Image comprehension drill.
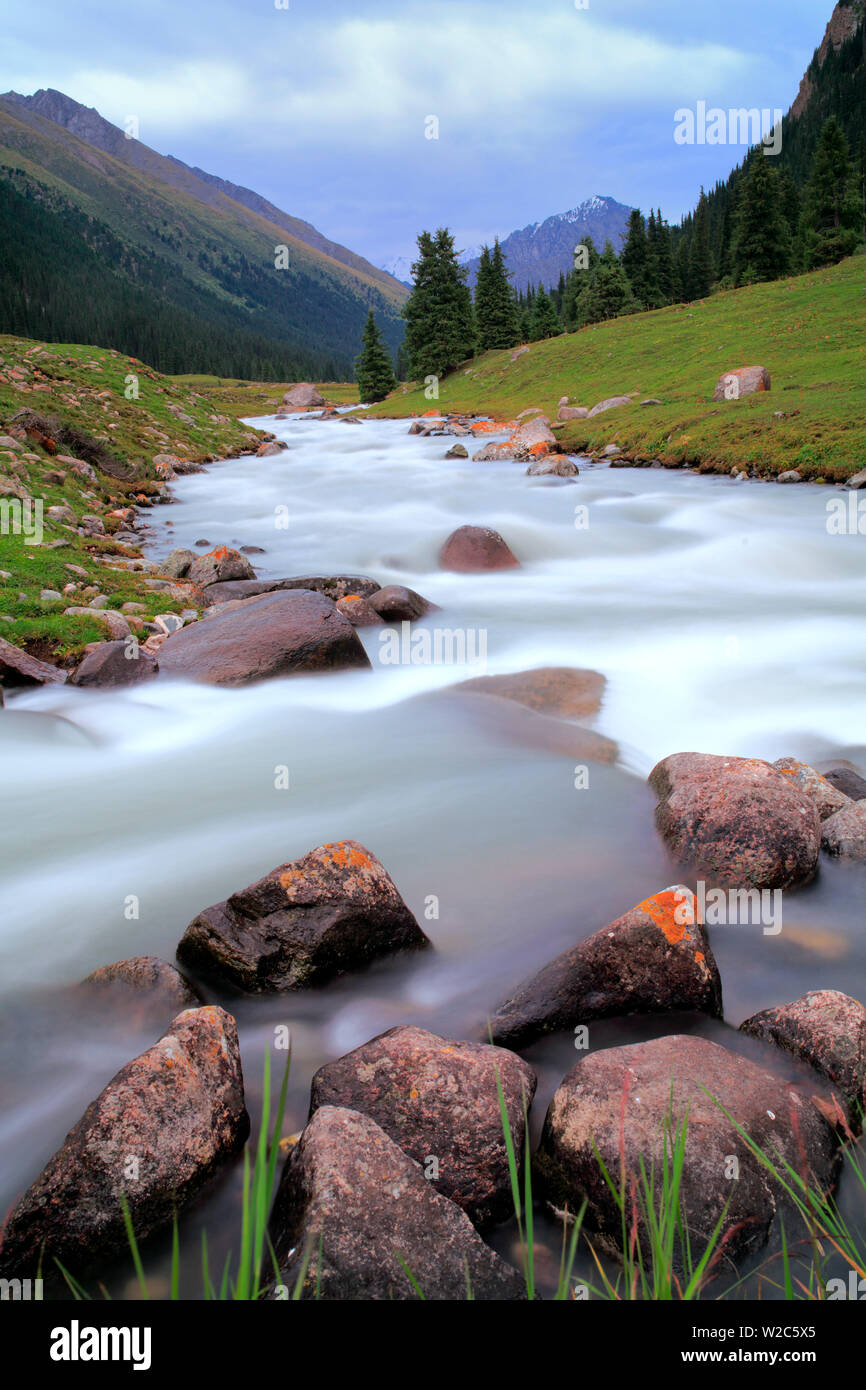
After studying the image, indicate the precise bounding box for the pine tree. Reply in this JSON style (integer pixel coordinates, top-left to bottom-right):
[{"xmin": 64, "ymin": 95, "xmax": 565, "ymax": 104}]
[
  {"xmin": 473, "ymin": 245, "xmax": 494, "ymax": 349},
  {"xmin": 476, "ymin": 239, "xmax": 520, "ymax": 350},
  {"xmin": 529, "ymin": 284, "xmax": 561, "ymax": 340},
  {"xmin": 621, "ymin": 210, "xmax": 650, "ymax": 307},
  {"xmin": 404, "ymin": 228, "xmax": 476, "ymax": 380},
  {"xmin": 579, "ymin": 240, "xmax": 639, "ymax": 324},
  {"xmin": 730, "ymin": 152, "xmax": 792, "ymax": 284},
  {"xmin": 355, "ymin": 310, "xmax": 397, "ymax": 402},
  {"xmin": 648, "ymin": 210, "xmax": 676, "ymax": 304},
  {"xmin": 688, "ymin": 190, "xmax": 715, "ymax": 299},
  {"xmin": 802, "ymin": 118, "xmax": 862, "ymax": 267}
]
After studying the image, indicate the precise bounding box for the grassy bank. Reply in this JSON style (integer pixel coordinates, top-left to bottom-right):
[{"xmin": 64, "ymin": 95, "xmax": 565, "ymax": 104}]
[
  {"xmin": 368, "ymin": 254, "xmax": 866, "ymax": 482},
  {"xmin": 0, "ymin": 336, "xmax": 270, "ymax": 663},
  {"xmin": 171, "ymin": 375, "xmax": 360, "ymax": 418}
]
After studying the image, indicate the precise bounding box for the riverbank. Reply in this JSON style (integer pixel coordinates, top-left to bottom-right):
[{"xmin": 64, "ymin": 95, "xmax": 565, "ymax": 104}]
[{"xmin": 367, "ymin": 253, "xmax": 866, "ymax": 483}]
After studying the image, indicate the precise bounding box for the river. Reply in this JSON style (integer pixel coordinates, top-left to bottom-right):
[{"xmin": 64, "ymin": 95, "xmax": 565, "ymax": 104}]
[{"xmin": 2, "ymin": 413, "xmax": 865, "ymax": 1296}]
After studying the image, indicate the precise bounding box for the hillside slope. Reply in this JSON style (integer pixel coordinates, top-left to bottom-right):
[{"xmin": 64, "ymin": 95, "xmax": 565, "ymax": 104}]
[
  {"xmin": 0, "ymin": 93, "xmax": 408, "ymax": 378},
  {"xmin": 369, "ymin": 254, "xmax": 866, "ymax": 481}
]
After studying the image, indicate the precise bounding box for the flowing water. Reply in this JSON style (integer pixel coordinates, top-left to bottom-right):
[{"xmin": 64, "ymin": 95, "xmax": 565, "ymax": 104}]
[{"xmin": 2, "ymin": 413, "xmax": 866, "ymax": 1296}]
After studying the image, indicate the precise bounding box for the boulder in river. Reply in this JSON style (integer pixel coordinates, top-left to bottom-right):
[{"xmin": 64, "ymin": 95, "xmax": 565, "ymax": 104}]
[
  {"xmin": 308, "ymin": 1025, "xmax": 536, "ymax": 1226},
  {"xmin": 535, "ymin": 1034, "xmax": 839, "ymax": 1269},
  {"xmin": 158, "ymin": 548, "xmax": 197, "ymax": 579},
  {"xmin": 473, "ymin": 442, "xmax": 515, "ymax": 462},
  {"xmin": 772, "ymin": 757, "xmax": 851, "ymax": 822},
  {"xmin": 269, "ymin": 1106, "xmax": 526, "ymax": 1300},
  {"xmin": 649, "ymin": 753, "xmax": 821, "ymax": 889},
  {"xmin": 335, "ymin": 594, "xmax": 384, "ymax": 626},
  {"xmin": 821, "ymin": 801, "xmax": 866, "ymax": 861},
  {"xmin": 177, "ymin": 840, "xmax": 430, "ymax": 992},
  {"xmin": 187, "ymin": 546, "xmax": 256, "ymax": 587},
  {"xmin": 439, "ymin": 525, "xmax": 520, "ymax": 573},
  {"xmin": 488, "ymin": 886, "xmax": 722, "ymax": 1049},
  {"xmin": 445, "ymin": 444, "xmax": 469, "ymax": 459},
  {"xmin": 741, "ymin": 990, "xmax": 866, "ymax": 1132},
  {"xmin": 0, "ymin": 1007, "xmax": 248, "ymax": 1279},
  {"xmin": 282, "ymin": 383, "xmax": 325, "ymax": 409},
  {"xmin": 821, "ymin": 763, "xmax": 866, "ymax": 801},
  {"xmin": 69, "ymin": 639, "xmax": 159, "ymax": 689},
  {"xmin": 198, "ymin": 575, "xmax": 381, "ymax": 607},
  {"xmin": 157, "ymin": 589, "xmax": 371, "ymax": 686},
  {"xmin": 0, "ymin": 636, "xmax": 66, "ymax": 687},
  {"xmin": 367, "ymin": 585, "xmax": 436, "ymax": 622},
  {"xmin": 526, "ymin": 456, "xmax": 579, "ymax": 478},
  {"xmin": 712, "ymin": 365, "xmax": 771, "ymax": 402}
]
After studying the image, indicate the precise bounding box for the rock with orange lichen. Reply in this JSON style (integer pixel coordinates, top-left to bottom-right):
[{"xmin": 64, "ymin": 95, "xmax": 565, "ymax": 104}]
[
  {"xmin": 177, "ymin": 841, "xmax": 431, "ymax": 992},
  {"xmin": 0, "ymin": 1007, "xmax": 248, "ymax": 1281},
  {"xmin": 772, "ymin": 758, "xmax": 850, "ymax": 822},
  {"xmin": 308, "ymin": 1025, "xmax": 535, "ymax": 1227},
  {"xmin": 335, "ymin": 593, "xmax": 384, "ymax": 627},
  {"xmin": 534, "ymin": 1034, "xmax": 839, "ymax": 1271},
  {"xmin": 650, "ymin": 753, "xmax": 821, "ymax": 889},
  {"xmin": 186, "ymin": 545, "xmax": 256, "ymax": 587},
  {"xmin": 487, "ymin": 886, "xmax": 722, "ymax": 1049}
]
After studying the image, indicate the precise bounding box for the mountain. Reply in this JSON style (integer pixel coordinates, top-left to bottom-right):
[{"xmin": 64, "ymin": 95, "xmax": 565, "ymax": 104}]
[
  {"xmin": 0, "ymin": 89, "xmax": 409, "ymax": 379},
  {"xmin": 460, "ymin": 196, "xmax": 633, "ymax": 293},
  {"xmin": 381, "ymin": 255, "xmax": 414, "ymax": 287}
]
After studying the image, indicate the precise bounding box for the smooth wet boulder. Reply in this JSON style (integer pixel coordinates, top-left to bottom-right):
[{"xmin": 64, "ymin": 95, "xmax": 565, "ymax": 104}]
[
  {"xmin": 367, "ymin": 585, "xmax": 436, "ymax": 622},
  {"xmin": 713, "ymin": 365, "xmax": 771, "ymax": 402},
  {"xmin": 821, "ymin": 801, "xmax": 866, "ymax": 861},
  {"xmin": 0, "ymin": 636, "xmax": 66, "ymax": 687},
  {"xmin": 308, "ymin": 1026, "xmax": 535, "ymax": 1226},
  {"xmin": 0, "ymin": 1007, "xmax": 248, "ymax": 1278},
  {"xmin": 473, "ymin": 442, "xmax": 515, "ymax": 462},
  {"xmin": 198, "ymin": 575, "xmax": 381, "ymax": 607},
  {"xmin": 177, "ymin": 840, "xmax": 430, "ymax": 992},
  {"xmin": 82, "ymin": 955, "xmax": 202, "ymax": 1011},
  {"xmin": 157, "ymin": 589, "xmax": 371, "ymax": 686},
  {"xmin": 741, "ymin": 990, "xmax": 866, "ymax": 1132},
  {"xmin": 187, "ymin": 546, "xmax": 256, "ymax": 587},
  {"xmin": 526, "ymin": 457, "xmax": 579, "ymax": 478},
  {"xmin": 445, "ymin": 444, "xmax": 468, "ymax": 459},
  {"xmin": 488, "ymin": 887, "xmax": 722, "ymax": 1049},
  {"xmin": 453, "ymin": 667, "xmax": 604, "ymax": 721},
  {"xmin": 69, "ymin": 639, "xmax": 159, "ymax": 689},
  {"xmin": 269, "ymin": 1106, "xmax": 526, "ymax": 1300},
  {"xmin": 282, "ymin": 383, "xmax": 325, "ymax": 409},
  {"xmin": 772, "ymin": 758, "xmax": 851, "ymax": 822},
  {"xmin": 649, "ymin": 753, "xmax": 821, "ymax": 889},
  {"xmin": 535, "ymin": 1034, "xmax": 839, "ymax": 1268},
  {"xmin": 439, "ymin": 525, "xmax": 520, "ymax": 573}
]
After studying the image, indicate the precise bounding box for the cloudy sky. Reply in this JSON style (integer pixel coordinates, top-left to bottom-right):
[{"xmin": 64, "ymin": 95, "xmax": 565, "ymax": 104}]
[{"xmin": 3, "ymin": 0, "xmax": 831, "ymax": 269}]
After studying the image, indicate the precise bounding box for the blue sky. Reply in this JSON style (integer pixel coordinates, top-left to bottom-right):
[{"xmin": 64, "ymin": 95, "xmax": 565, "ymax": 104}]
[{"xmin": 2, "ymin": 0, "xmax": 833, "ymax": 268}]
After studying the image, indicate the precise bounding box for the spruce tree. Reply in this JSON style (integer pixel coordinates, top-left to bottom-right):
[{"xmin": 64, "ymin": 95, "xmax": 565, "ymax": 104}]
[
  {"xmin": 355, "ymin": 310, "xmax": 397, "ymax": 402},
  {"xmin": 476, "ymin": 239, "xmax": 520, "ymax": 350},
  {"xmin": 730, "ymin": 152, "xmax": 792, "ymax": 284},
  {"xmin": 802, "ymin": 118, "xmax": 862, "ymax": 267},
  {"xmin": 688, "ymin": 190, "xmax": 715, "ymax": 299},
  {"xmin": 648, "ymin": 211, "xmax": 676, "ymax": 304},
  {"xmin": 473, "ymin": 245, "xmax": 494, "ymax": 349},
  {"xmin": 580, "ymin": 241, "xmax": 639, "ymax": 324},
  {"xmin": 529, "ymin": 284, "xmax": 561, "ymax": 340},
  {"xmin": 404, "ymin": 228, "xmax": 476, "ymax": 380}
]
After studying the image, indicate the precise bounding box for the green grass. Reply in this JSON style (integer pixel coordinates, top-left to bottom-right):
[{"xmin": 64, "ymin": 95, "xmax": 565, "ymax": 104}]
[
  {"xmin": 170, "ymin": 376, "xmax": 361, "ymax": 420},
  {"xmin": 367, "ymin": 253, "xmax": 866, "ymax": 482}
]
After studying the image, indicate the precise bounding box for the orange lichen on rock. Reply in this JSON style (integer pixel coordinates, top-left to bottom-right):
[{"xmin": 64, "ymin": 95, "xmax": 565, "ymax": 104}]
[{"xmin": 636, "ymin": 888, "xmax": 694, "ymax": 944}]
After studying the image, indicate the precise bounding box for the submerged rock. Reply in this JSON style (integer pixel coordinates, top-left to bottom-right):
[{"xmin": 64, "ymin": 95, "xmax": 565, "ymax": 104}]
[
  {"xmin": 0, "ymin": 1007, "xmax": 248, "ymax": 1278},
  {"xmin": 157, "ymin": 589, "xmax": 371, "ymax": 686},
  {"xmin": 452, "ymin": 666, "xmax": 604, "ymax": 720},
  {"xmin": 81, "ymin": 956, "xmax": 202, "ymax": 1011},
  {"xmin": 741, "ymin": 990, "xmax": 866, "ymax": 1132},
  {"xmin": 269, "ymin": 1106, "xmax": 526, "ymax": 1300},
  {"xmin": 439, "ymin": 525, "xmax": 520, "ymax": 573},
  {"xmin": 535, "ymin": 1034, "xmax": 839, "ymax": 1269},
  {"xmin": 198, "ymin": 575, "xmax": 381, "ymax": 607},
  {"xmin": 649, "ymin": 753, "xmax": 821, "ymax": 889},
  {"xmin": 822, "ymin": 764, "xmax": 866, "ymax": 802},
  {"xmin": 488, "ymin": 886, "xmax": 722, "ymax": 1049},
  {"xmin": 367, "ymin": 585, "xmax": 436, "ymax": 622},
  {"xmin": 309, "ymin": 1025, "xmax": 536, "ymax": 1226},
  {"xmin": 177, "ymin": 840, "xmax": 430, "ymax": 992},
  {"xmin": 526, "ymin": 456, "xmax": 579, "ymax": 478}
]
